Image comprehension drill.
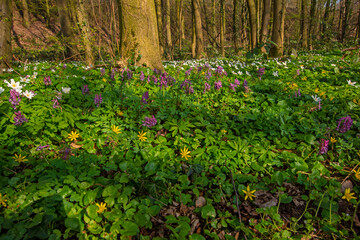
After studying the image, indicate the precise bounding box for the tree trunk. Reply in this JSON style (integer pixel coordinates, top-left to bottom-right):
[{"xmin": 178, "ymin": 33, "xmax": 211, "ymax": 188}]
[
  {"xmin": 321, "ymin": 0, "xmax": 330, "ymax": 38},
  {"xmin": 357, "ymin": 1, "xmax": 360, "ymax": 43},
  {"xmin": 308, "ymin": 0, "xmax": 316, "ymax": 49},
  {"xmin": 212, "ymin": 0, "xmax": 217, "ymax": 44},
  {"xmin": 0, "ymin": 0, "xmax": 12, "ymax": 73},
  {"xmin": 247, "ymin": 0, "xmax": 257, "ymax": 50},
  {"xmin": 300, "ymin": 0, "xmax": 308, "ymax": 48},
  {"xmin": 154, "ymin": 0, "xmax": 164, "ymax": 54},
  {"xmin": 20, "ymin": 0, "xmax": 30, "ymax": 28},
  {"xmin": 260, "ymin": 0, "xmax": 270, "ymax": 52},
  {"xmin": 76, "ymin": 0, "xmax": 94, "ymax": 66},
  {"xmin": 193, "ymin": 0, "xmax": 204, "ymax": 59},
  {"xmin": 176, "ymin": 0, "xmax": 183, "ymax": 50},
  {"xmin": 191, "ymin": 11, "xmax": 196, "ymax": 58},
  {"xmin": 220, "ymin": 0, "xmax": 225, "ymax": 56},
  {"xmin": 233, "ymin": 0, "xmax": 241, "ymax": 54},
  {"xmin": 56, "ymin": 0, "xmax": 78, "ymax": 58},
  {"xmin": 118, "ymin": 0, "xmax": 163, "ymax": 70},
  {"xmin": 269, "ymin": 0, "xmax": 286, "ymax": 57},
  {"xmin": 164, "ymin": 0, "xmax": 172, "ymax": 58},
  {"xmin": 341, "ymin": 0, "xmax": 352, "ymax": 42}
]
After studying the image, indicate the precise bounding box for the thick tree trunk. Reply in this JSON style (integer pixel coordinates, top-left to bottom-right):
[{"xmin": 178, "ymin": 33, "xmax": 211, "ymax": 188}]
[
  {"xmin": 0, "ymin": 0, "xmax": 12, "ymax": 73},
  {"xmin": 220, "ymin": 0, "xmax": 225, "ymax": 56},
  {"xmin": 118, "ymin": 0, "xmax": 163, "ymax": 70},
  {"xmin": 56, "ymin": 0, "xmax": 78, "ymax": 58},
  {"xmin": 300, "ymin": 0, "xmax": 308, "ymax": 48},
  {"xmin": 191, "ymin": 12, "xmax": 196, "ymax": 58},
  {"xmin": 176, "ymin": 0, "xmax": 184, "ymax": 50},
  {"xmin": 20, "ymin": 0, "xmax": 30, "ymax": 28},
  {"xmin": 76, "ymin": 0, "xmax": 94, "ymax": 66},
  {"xmin": 154, "ymin": 0, "xmax": 164, "ymax": 54},
  {"xmin": 233, "ymin": 0, "xmax": 241, "ymax": 54},
  {"xmin": 193, "ymin": 0, "xmax": 204, "ymax": 59},
  {"xmin": 164, "ymin": 0, "xmax": 172, "ymax": 56},
  {"xmin": 269, "ymin": 0, "xmax": 286, "ymax": 57},
  {"xmin": 321, "ymin": 0, "xmax": 330, "ymax": 38},
  {"xmin": 247, "ymin": 0, "xmax": 257, "ymax": 50},
  {"xmin": 341, "ymin": 0, "xmax": 352, "ymax": 43},
  {"xmin": 260, "ymin": 0, "xmax": 270, "ymax": 52}
]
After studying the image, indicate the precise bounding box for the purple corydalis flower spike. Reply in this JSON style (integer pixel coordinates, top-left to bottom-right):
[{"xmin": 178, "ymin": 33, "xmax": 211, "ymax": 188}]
[
  {"xmin": 142, "ymin": 91, "xmax": 149, "ymax": 104},
  {"xmin": 336, "ymin": 116, "xmax": 353, "ymax": 133},
  {"xmin": 142, "ymin": 115, "xmax": 157, "ymax": 128},
  {"xmin": 319, "ymin": 139, "xmax": 329, "ymax": 155},
  {"xmin": 94, "ymin": 94, "xmax": 103, "ymax": 107},
  {"xmin": 14, "ymin": 111, "xmax": 28, "ymax": 126}
]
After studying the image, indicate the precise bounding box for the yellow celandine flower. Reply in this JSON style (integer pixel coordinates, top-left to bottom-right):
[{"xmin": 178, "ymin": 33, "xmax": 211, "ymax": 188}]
[
  {"xmin": 314, "ymin": 88, "xmax": 319, "ymax": 93},
  {"xmin": 221, "ymin": 130, "xmax": 227, "ymax": 134},
  {"xmin": 13, "ymin": 154, "xmax": 27, "ymax": 163},
  {"xmin": 342, "ymin": 188, "xmax": 356, "ymax": 202},
  {"xmin": 118, "ymin": 111, "xmax": 124, "ymax": 116},
  {"xmin": 301, "ymin": 77, "xmax": 307, "ymax": 81},
  {"xmin": 180, "ymin": 147, "xmax": 191, "ymax": 160},
  {"xmin": 111, "ymin": 125, "xmax": 121, "ymax": 134},
  {"xmin": 319, "ymin": 91, "xmax": 326, "ymax": 97},
  {"xmin": 322, "ymin": 70, "xmax": 327, "ymax": 74},
  {"xmin": 242, "ymin": 185, "xmax": 256, "ymax": 200},
  {"xmin": 353, "ymin": 99, "xmax": 360, "ymax": 105},
  {"xmin": 102, "ymin": 78, "xmax": 107, "ymax": 83},
  {"xmin": 330, "ymin": 97, "xmax": 334, "ymax": 101},
  {"xmin": 330, "ymin": 137, "xmax": 337, "ymax": 143},
  {"xmin": 96, "ymin": 202, "xmax": 107, "ymax": 213},
  {"xmin": 289, "ymin": 83, "xmax": 298, "ymax": 90},
  {"xmin": 138, "ymin": 131, "xmax": 147, "ymax": 141},
  {"xmin": 68, "ymin": 131, "xmax": 80, "ymax": 141},
  {"xmin": 0, "ymin": 193, "xmax": 7, "ymax": 207},
  {"xmin": 353, "ymin": 169, "xmax": 360, "ymax": 181}
]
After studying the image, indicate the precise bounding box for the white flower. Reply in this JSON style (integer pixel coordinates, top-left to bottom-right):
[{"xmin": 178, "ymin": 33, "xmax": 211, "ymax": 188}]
[
  {"xmin": 0, "ymin": 87, "xmax": 4, "ymax": 94},
  {"xmin": 20, "ymin": 76, "xmax": 30, "ymax": 83},
  {"xmin": 23, "ymin": 90, "xmax": 35, "ymax": 99},
  {"xmin": 347, "ymin": 79, "xmax": 356, "ymax": 86},
  {"xmin": 273, "ymin": 71, "xmax": 279, "ymax": 77},
  {"xmin": 246, "ymin": 71, "xmax": 251, "ymax": 76},
  {"xmin": 62, "ymin": 87, "xmax": 71, "ymax": 94},
  {"xmin": 311, "ymin": 95, "xmax": 321, "ymax": 103},
  {"xmin": 5, "ymin": 79, "xmax": 23, "ymax": 91}
]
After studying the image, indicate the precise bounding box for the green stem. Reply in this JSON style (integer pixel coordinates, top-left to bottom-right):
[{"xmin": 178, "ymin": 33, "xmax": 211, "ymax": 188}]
[
  {"xmin": 351, "ymin": 200, "xmax": 360, "ymax": 233},
  {"xmin": 293, "ymin": 199, "xmax": 310, "ymax": 231}
]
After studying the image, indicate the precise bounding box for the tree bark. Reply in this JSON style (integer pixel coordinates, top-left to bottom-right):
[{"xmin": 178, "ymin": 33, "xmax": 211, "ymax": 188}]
[
  {"xmin": 154, "ymin": 0, "xmax": 164, "ymax": 54},
  {"xmin": 20, "ymin": 0, "xmax": 30, "ymax": 28},
  {"xmin": 0, "ymin": 0, "xmax": 12, "ymax": 73},
  {"xmin": 357, "ymin": 1, "xmax": 360, "ymax": 43},
  {"xmin": 76, "ymin": 0, "xmax": 94, "ymax": 66},
  {"xmin": 321, "ymin": 0, "xmax": 330, "ymax": 38},
  {"xmin": 308, "ymin": 0, "xmax": 316, "ymax": 49},
  {"xmin": 118, "ymin": 0, "xmax": 163, "ymax": 70},
  {"xmin": 247, "ymin": 0, "xmax": 257, "ymax": 50},
  {"xmin": 176, "ymin": 0, "xmax": 184, "ymax": 50},
  {"xmin": 260, "ymin": 0, "xmax": 270, "ymax": 52},
  {"xmin": 220, "ymin": 0, "xmax": 225, "ymax": 56},
  {"xmin": 192, "ymin": 0, "xmax": 204, "ymax": 59},
  {"xmin": 300, "ymin": 0, "xmax": 308, "ymax": 48},
  {"xmin": 233, "ymin": 0, "xmax": 241, "ymax": 54},
  {"xmin": 164, "ymin": 0, "xmax": 172, "ymax": 57},
  {"xmin": 341, "ymin": 0, "xmax": 352, "ymax": 42},
  {"xmin": 56, "ymin": 0, "xmax": 78, "ymax": 58},
  {"xmin": 269, "ymin": 0, "xmax": 286, "ymax": 57}
]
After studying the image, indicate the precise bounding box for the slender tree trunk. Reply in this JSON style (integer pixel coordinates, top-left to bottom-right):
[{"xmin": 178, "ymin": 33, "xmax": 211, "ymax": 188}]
[
  {"xmin": 176, "ymin": 0, "xmax": 184, "ymax": 50},
  {"xmin": 164, "ymin": 0, "xmax": 172, "ymax": 58},
  {"xmin": 260, "ymin": 0, "xmax": 270, "ymax": 52},
  {"xmin": 191, "ymin": 11, "xmax": 196, "ymax": 58},
  {"xmin": 76, "ymin": 0, "xmax": 94, "ymax": 66},
  {"xmin": 20, "ymin": 0, "xmax": 30, "ymax": 28},
  {"xmin": 321, "ymin": 0, "xmax": 330, "ymax": 38},
  {"xmin": 193, "ymin": 0, "xmax": 204, "ymax": 59},
  {"xmin": 338, "ymin": 1, "xmax": 343, "ymax": 41},
  {"xmin": 308, "ymin": 0, "xmax": 316, "ymax": 49},
  {"xmin": 269, "ymin": 0, "xmax": 286, "ymax": 57},
  {"xmin": 341, "ymin": 0, "xmax": 352, "ymax": 42},
  {"xmin": 357, "ymin": 2, "xmax": 360, "ymax": 43},
  {"xmin": 117, "ymin": 0, "xmax": 163, "ymax": 70},
  {"xmin": 220, "ymin": 0, "xmax": 225, "ymax": 56},
  {"xmin": 212, "ymin": 0, "xmax": 217, "ymax": 44},
  {"xmin": 240, "ymin": 0, "xmax": 248, "ymax": 46},
  {"xmin": 247, "ymin": 0, "xmax": 257, "ymax": 50},
  {"xmin": 300, "ymin": 0, "xmax": 308, "ymax": 48},
  {"xmin": 154, "ymin": 0, "xmax": 164, "ymax": 54},
  {"xmin": 233, "ymin": 0, "xmax": 241, "ymax": 54},
  {"xmin": 0, "ymin": 0, "xmax": 12, "ymax": 73}
]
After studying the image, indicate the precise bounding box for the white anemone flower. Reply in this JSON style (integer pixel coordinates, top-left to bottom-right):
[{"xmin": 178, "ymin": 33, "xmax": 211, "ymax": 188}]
[
  {"xmin": 273, "ymin": 71, "xmax": 279, "ymax": 77},
  {"xmin": 311, "ymin": 95, "xmax": 321, "ymax": 103},
  {"xmin": 23, "ymin": 90, "xmax": 35, "ymax": 99},
  {"xmin": 62, "ymin": 87, "xmax": 71, "ymax": 94},
  {"xmin": 0, "ymin": 87, "xmax": 4, "ymax": 94},
  {"xmin": 347, "ymin": 79, "xmax": 356, "ymax": 86}
]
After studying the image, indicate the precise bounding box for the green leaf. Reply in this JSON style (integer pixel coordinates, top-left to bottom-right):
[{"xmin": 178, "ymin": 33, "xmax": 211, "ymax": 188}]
[
  {"xmin": 120, "ymin": 221, "xmax": 139, "ymax": 236},
  {"xmin": 88, "ymin": 220, "xmax": 103, "ymax": 234},
  {"xmin": 86, "ymin": 204, "xmax": 99, "ymax": 219},
  {"xmin": 83, "ymin": 190, "xmax": 97, "ymax": 206},
  {"xmin": 190, "ymin": 234, "xmax": 206, "ymax": 240},
  {"xmin": 201, "ymin": 205, "xmax": 216, "ymax": 219},
  {"xmin": 65, "ymin": 218, "xmax": 80, "ymax": 231}
]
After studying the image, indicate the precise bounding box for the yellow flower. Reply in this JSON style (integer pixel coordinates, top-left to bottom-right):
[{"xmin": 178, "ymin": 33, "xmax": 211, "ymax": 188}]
[
  {"xmin": 342, "ymin": 188, "xmax": 356, "ymax": 202},
  {"xmin": 180, "ymin": 147, "xmax": 191, "ymax": 160},
  {"xmin": 102, "ymin": 78, "xmax": 107, "ymax": 83},
  {"xmin": 353, "ymin": 99, "xmax": 360, "ymax": 105},
  {"xmin": 301, "ymin": 77, "xmax": 307, "ymax": 81},
  {"xmin": 13, "ymin": 154, "xmax": 27, "ymax": 163},
  {"xmin": 0, "ymin": 193, "xmax": 7, "ymax": 207},
  {"xmin": 330, "ymin": 97, "xmax": 334, "ymax": 101},
  {"xmin": 111, "ymin": 125, "xmax": 121, "ymax": 134},
  {"xmin": 96, "ymin": 202, "xmax": 107, "ymax": 213},
  {"xmin": 138, "ymin": 131, "xmax": 147, "ymax": 141},
  {"xmin": 289, "ymin": 83, "xmax": 298, "ymax": 90},
  {"xmin": 322, "ymin": 70, "xmax": 327, "ymax": 74},
  {"xmin": 319, "ymin": 91, "xmax": 326, "ymax": 97},
  {"xmin": 221, "ymin": 130, "xmax": 227, "ymax": 134},
  {"xmin": 242, "ymin": 185, "xmax": 256, "ymax": 200},
  {"xmin": 330, "ymin": 137, "xmax": 337, "ymax": 143},
  {"xmin": 314, "ymin": 88, "xmax": 319, "ymax": 93},
  {"xmin": 117, "ymin": 110, "xmax": 124, "ymax": 116},
  {"xmin": 353, "ymin": 169, "xmax": 360, "ymax": 181},
  {"xmin": 68, "ymin": 131, "xmax": 80, "ymax": 141}
]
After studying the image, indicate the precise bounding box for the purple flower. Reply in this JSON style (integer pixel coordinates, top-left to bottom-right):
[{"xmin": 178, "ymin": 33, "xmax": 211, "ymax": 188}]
[
  {"xmin": 9, "ymin": 89, "xmax": 21, "ymax": 109},
  {"xmin": 234, "ymin": 79, "xmax": 240, "ymax": 86},
  {"xmin": 126, "ymin": 69, "xmax": 132, "ymax": 80},
  {"xmin": 52, "ymin": 99, "xmax": 61, "ymax": 109},
  {"xmin": 318, "ymin": 101, "xmax": 321, "ymax": 110},
  {"xmin": 188, "ymin": 86, "xmax": 194, "ymax": 94},
  {"xmin": 319, "ymin": 139, "xmax": 329, "ymax": 155},
  {"xmin": 13, "ymin": 111, "xmax": 28, "ymax": 126},
  {"xmin": 159, "ymin": 78, "xmax": 168, "ymax": 90},
  {"xmin": 206, "ymin": 70, "xmax": 212, "ymax": 80},
  {"xmin": 142, "ymin": 115, "xmax": 157, "ymax": 128},
  {"xmin": 229, "ymin": 83, "xmax": 236, "ymax": 91},
  {"xmin": 44, "ymin": 76, "xmax": 52, "ymax": 86},
  {"xmin": 298, "ymin": 89, "xmax": 301, "ymax": 97},
  {"xmin": 101, "ymin": 68, "xmax": 105, "ymax": 75},
  {"xmin": 214, "ymin": 80, "xmax": 222, "ymax": 90},
  {"xmin": 336, "ymin": 116, "xmax": 353, "ymax": 133},
  {"xmin": 140, "ymin": 71, "xmax": 145, "ymax": 81},
  {"xmin": 111, "ymin": 68, "xmax": 116, "ymax": 80},
  {"xmin": 36, "ymin": 144, "xmax": 49, "ymax": 151},
  {"xmin": 94, "ymin": 93, "xmax": 103, "ymax": 107},
  {"xmin": 258, "ymin": 68, "xmax": 265, "ymax": 79},
  {"xmin": 243, "ymin": 79, "xmax": 248, "ymax": 88},
  {"xmin": 153, "ymin": 68, "xmax": 162, "ymax": 75},
  {"xmin": 297, "ymin": 69, "xmax": 300, "ymax": 76},
  {"xmin": 63, "ymin": 148, "xmax": 71, "ymax": 159},
  {"xmin": 203, "ymin": 82, "xmax": 211, "ymax": 94},
  {"xmin": 180, "ymin": 79, "xmax": 193, "ymax": 94},
  {"xmin": 185, "ymin": 68, "xmax": 192, "ymax": 77},
  {"xmin": 82, "ymin": 85, "xmax": 89, "ymax": 95},
  {"xmin": 63, "ymin": 64, "xmax": 67, "ymax": 69},
  {"xmin": 142, "ymin": 91, "xmax": 149, "ymax": 104},
  {"xmin": 152, "ymin": 76, "xmax": 158, "ymax": 84}
]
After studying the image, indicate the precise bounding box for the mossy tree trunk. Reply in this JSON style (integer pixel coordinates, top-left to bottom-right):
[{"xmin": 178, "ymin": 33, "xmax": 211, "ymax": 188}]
[
  {"xmin": 20, "ymin": 0, "xmax": 30, "ymax": 28},
  {"xmin": 340, "ymin": 0, "xmax": 352, "ymax": 43},
  {"xmin": 154, "ymin": 0, "xmax": 164, "ymax": 54},
  {"xmin": 76, "ymin": 0, "xmax": 94, "ymax": 66},
  {"xmin": 247, "ymin": 0, "xmax": 257, "ymax": 50},
  {"xmin": 269, "ymin": 0, "xmax": 286, "ymax": 57},
  {"xmin": 321, "ymin": 0, "xmax": 330, "ymax": 39},
  {"xmin": 56, "ymin": 0, "xmax": 78, "ymax": 58},
  {"xmin": 192, "ymin": 0, "xmax": 204, "ymax": 59},
  {"xmin": 0, "ymin": 0, "xmax": 12, "ymax": 73},
  {"xmin": 260, "ymin": 0, "xmax": 270, "ymax": 53},
  {"xmin": 233, "ymin": 0, "xmax": 241, "ymax": 55},
  {"xmin": 220, "ymin": 0, "xmax": 225, "ymax": 57},
  {"xmin": 164, "ymin": 0, "xmax": 172, "ymax": 58},
  {"xmin": 118, "ymin": 0, "xmax": 163, "ymax": 70},
  {"xmin": 308, "ymin": 0, "xmax": 316, "ymax": 49},
  {"xmin": 300, "ymin": 0, "xmax": 308, "ymax": 48}
]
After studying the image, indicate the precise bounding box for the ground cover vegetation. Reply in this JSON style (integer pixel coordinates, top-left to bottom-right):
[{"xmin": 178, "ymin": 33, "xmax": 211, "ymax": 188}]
[{"xmin": 0, "ymin": 52, "xmax": 359, "ymax": 239}]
